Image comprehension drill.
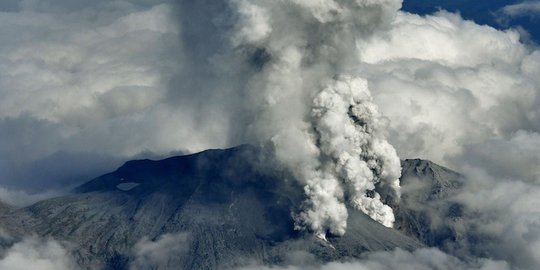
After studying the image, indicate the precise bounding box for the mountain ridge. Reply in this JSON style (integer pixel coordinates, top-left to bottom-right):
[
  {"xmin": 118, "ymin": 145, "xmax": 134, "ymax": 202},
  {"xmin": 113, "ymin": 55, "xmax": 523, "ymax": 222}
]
[{"xmin": 0, "ymin": 145, "xmax": 464, "ymax": 269}]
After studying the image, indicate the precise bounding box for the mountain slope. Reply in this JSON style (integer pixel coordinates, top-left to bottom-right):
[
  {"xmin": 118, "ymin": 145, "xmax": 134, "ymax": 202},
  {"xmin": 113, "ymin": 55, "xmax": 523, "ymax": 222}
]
[
  {"xmin": 394, "ymin": 159, "xmax": 465, "ymax": 248},
  {"xmin": 0, "ymin": 145, "xmax": 424, "ymax": 269}
]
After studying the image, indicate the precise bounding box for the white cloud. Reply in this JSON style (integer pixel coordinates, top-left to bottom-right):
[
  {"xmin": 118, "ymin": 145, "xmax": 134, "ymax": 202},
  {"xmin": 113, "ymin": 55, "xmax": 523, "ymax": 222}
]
[
  {"xmin": 351, "ymin": 8, "xmax": 540, "ymax": 270},
  {"xmin": 0, "ymin": 1, "xmax": 234, "ymax": 191},
  {"xmin": 356, "ymin": 11, "xmax": 540, "ymax": 172},
  {"xmin": 130, "ymin": 233, "xmax": 190, "ymax": 270},
  {"xmin": 359, "ymin": 11, "xmax": 525, "ymax": 67},
  {"xmin": 237, "ymin": 248, "xmax": 510, "ymax": 270},
  {"xmin": 457, "ymin": 130, "xmax": 540, "ymax": 183},
  {"xmin": 500, "ymin": 1, "xmax": 540, "ymax": 18},
  {"xmin": 0, "ymin": 236, "xmax": 76, "ymax": 270}
]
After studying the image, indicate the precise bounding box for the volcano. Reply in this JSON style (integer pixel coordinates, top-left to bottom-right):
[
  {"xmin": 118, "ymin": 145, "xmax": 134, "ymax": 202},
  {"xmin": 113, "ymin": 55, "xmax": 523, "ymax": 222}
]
[{"xmin": 0, "ymin": 145, "xmax": 465, "ymax": 269}]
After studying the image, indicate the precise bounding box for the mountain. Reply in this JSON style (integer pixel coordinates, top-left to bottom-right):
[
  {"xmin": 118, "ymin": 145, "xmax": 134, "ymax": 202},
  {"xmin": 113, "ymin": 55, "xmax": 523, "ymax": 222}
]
[
  {"xmin": 0, "ymin": 145, "xmax": 465, "ymax": 270},
  {"xmin": 394, "ymin": 159, "xmax": 465, "ymax": 249},
  {"xmin": 0, "ymin": 201, "xmax": 13, "ymax": 215}
]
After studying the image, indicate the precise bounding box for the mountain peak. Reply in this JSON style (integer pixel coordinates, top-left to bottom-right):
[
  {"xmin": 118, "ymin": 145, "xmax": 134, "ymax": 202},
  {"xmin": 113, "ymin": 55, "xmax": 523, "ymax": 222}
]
[
  {"xmin": 401, "ymin": 159, "xmax": 463, "ymax": 195},
  {"xmin": 396, "ymin": 159, "xmax": 465, "ymax": 247},
  {"xmin": 74, "ymin": 144, "xmax": 263, "ymax": 194},
  {"xmin": 0, "ymin": 145, "xmax": 429, "ymax": 269}
]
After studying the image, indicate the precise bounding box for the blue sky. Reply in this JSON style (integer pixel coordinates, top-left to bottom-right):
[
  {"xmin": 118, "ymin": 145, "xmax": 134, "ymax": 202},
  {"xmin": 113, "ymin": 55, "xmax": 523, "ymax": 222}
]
[{"xmin": 403, "ymin": 0, "xmax": 540, "ymax": 43}]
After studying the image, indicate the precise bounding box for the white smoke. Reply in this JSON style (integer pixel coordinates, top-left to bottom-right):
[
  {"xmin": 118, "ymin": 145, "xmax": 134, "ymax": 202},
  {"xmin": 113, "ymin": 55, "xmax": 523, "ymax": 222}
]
[
  {"xmin": 306, "ymin": 76, "xmax": 401, "ymax": 230},
  {"xmin": 227, "ymin": 0, "xmax": 403, "ymax": 237}
]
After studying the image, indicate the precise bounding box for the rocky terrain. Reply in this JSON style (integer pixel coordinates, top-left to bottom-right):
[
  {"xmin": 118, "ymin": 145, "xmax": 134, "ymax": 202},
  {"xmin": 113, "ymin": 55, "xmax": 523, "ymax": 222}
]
[{"xmin": 0, "ymin": 145, "xmax": 466, "ymax": 269}]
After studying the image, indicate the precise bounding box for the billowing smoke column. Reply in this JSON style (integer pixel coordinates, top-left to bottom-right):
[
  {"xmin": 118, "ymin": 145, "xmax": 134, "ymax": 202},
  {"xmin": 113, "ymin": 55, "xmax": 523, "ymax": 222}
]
[{"xmin": 229, "ymin": 0, "xmax": 402, "ymax": 237}]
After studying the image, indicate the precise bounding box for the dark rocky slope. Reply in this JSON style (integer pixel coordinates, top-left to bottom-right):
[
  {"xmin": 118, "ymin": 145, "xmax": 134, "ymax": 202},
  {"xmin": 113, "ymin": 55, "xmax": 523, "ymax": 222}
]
[
  {"xmin": 0, "ymin": 146, "xmax": 444, "ymax": 269},
  {"xmin": 394, "ymin": 159, "xmax": 465, "ymax": 249}
]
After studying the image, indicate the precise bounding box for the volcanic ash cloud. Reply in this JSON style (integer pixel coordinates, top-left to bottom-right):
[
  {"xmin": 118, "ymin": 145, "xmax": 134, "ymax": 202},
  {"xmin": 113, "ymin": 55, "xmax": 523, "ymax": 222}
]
[{"xmin": 230, "ymin": 0, "xmax": 402, "ymax": 237}]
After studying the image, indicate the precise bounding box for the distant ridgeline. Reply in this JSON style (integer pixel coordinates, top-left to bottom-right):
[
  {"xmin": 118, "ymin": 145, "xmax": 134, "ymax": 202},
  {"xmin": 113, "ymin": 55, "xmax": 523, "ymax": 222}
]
[{"xmin": 403, "ymin": 0, "xmax": 540, "ymax": 44}]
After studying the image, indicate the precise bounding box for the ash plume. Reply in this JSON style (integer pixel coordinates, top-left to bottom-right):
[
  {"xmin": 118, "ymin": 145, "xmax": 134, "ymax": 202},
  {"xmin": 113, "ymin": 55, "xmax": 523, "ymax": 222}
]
[{"xmin": 229, "ymin": 0, "xmax": 402, "ymax": 237}]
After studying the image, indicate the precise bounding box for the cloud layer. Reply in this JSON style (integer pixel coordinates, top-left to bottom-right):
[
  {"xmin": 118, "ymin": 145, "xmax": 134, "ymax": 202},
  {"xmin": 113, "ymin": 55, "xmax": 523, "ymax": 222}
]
[
  {"xmin": 0, "ymin": 0, "xmax": 246, "ymax": 201},
  {"xmin": 1, "ymin": 0, "xmax": 540, "ymax": 269},
  {"xmin": 0, "ymin": 236, "xmax": 75, "ymax": 270},
  {"xmin": 352, "ymin": 8, "xmax": 540, "ymax": 269},
  {"xmin": 238, "ymin": 248, "xmax": 510, "ymax": 270},
  {"xmin": 131, "ymin": 233, "xmax": 190, "ymax": 270},
  {"xmin": 500, "ymin": 1, "xmax": 540, "ymax": 18}
]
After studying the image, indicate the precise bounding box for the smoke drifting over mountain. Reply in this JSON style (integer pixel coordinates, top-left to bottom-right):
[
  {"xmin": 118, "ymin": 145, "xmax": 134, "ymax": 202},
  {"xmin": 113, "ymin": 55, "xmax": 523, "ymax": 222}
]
[
  {"xmin": 229, "ymin": 0, "xmax": 402, "ymax": 236},
  {"xmin": 1, "ymin": 0, "xmax": 540, "ymax": 269}
]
